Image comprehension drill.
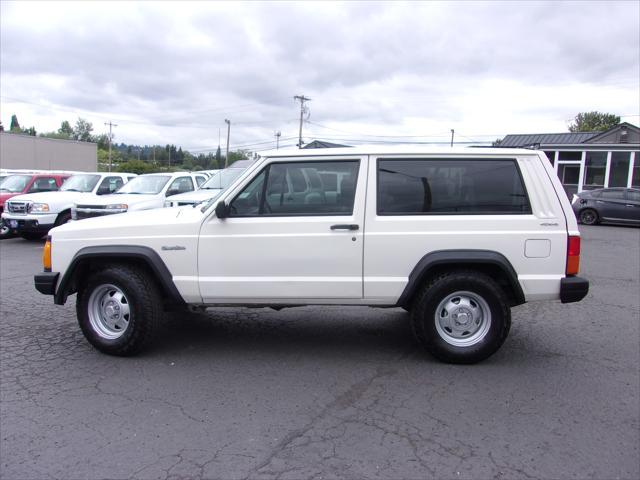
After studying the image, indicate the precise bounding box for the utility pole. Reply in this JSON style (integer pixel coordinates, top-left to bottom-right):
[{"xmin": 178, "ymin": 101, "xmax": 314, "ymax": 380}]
[
  {"xmin": 450, "ymin": 129, "xmax": 455, "ymax": 147},
  {"xmin": 294, "ymin": 95, "xmax": 310, "ymax": 148},
  {"xmin": 224, "ymin": 119, "xmax": 231, "ymax": 167},
  {"xmin": 275, "ymin": 131, "xmax": 281, "ymax": 149},
  {"xmin": 153, "ymin": 146, "xmax": 156, "ymax": 165},
  {"xmin": 104, "ymin": 121, "xmax": 118, "ymax": 172}
]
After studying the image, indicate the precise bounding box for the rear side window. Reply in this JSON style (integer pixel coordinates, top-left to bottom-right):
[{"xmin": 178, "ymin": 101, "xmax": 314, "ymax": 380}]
[
  {"xmin": 601, "ymin": 190, "xmax": 625, "ymax": 200},
  {"xmin": 29, "ymin": 177, "xmax": 59, "ymax": 193},
  {"xmin": 377, "ymin": 158, "xmax": 531, "ymax": 215}
]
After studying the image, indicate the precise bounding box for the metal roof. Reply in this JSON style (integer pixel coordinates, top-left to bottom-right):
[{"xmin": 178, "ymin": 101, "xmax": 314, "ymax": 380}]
[{"xmin": 500, "ymin": 132, "xmax": 598, "ymax": 147}]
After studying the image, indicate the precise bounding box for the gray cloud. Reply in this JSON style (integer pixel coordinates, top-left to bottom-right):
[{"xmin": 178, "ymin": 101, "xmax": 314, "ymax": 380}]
[{"xmin": 1, "ymin": 1, "xmax": 638, "ymax": 150}]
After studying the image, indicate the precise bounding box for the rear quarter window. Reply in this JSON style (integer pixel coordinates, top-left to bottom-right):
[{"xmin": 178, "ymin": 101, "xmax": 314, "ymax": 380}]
[{"xmin": 377, "ymin": 158, "xmax": 531, "ymax": 215}]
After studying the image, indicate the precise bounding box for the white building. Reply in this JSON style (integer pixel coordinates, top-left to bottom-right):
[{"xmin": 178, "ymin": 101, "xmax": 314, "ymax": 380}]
[
  {"xmin": 499, "ymin": 123, "xmax": 639, "ymax": 197},
  {"xmin": 0, "ymin": 132, "xmax": 97, "ymax": 172}
]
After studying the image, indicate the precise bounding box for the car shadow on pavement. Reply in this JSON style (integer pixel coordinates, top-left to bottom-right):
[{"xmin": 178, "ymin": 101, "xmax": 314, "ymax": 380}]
[{"xmin": 152, "ymin": 306, "xmax": 421, "ymax": 360}]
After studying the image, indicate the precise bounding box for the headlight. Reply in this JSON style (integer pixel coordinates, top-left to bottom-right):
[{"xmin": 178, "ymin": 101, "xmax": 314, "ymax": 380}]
[
  {"xmin": 30, "ymin": 203, "xmax": 50, "ymax": 213},
  {"xmin": 106, "ymin": 204, "xmax": 128, "ymax": 211},
  {"xmin": 164, "ymin": 201, "xmax": 172, "ymax": 208}
]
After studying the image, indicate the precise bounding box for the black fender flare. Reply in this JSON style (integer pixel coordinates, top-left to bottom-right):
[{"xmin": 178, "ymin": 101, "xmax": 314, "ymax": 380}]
[
  {"xmin": 396, "ymin": 249, "xmax": 525, "ymax": 308},
  {"xmin": 54, "ymin": 245, "xmax": 185, "ymax": 306}
]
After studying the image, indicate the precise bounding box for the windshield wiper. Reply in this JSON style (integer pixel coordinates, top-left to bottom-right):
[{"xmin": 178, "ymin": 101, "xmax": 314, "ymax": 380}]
[{"xmin": 63, "ymin": 188, "xmax": 81, "ymax": 192}]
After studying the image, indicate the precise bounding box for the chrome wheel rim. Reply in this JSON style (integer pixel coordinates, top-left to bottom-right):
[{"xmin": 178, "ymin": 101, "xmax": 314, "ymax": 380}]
[
  {"xmin": 88, "ymin": 284, "xmax": 131, "ymax": 339},
  {"xmin": 434, "ymin": 291, "xmax": 491, "ymax": 347}
]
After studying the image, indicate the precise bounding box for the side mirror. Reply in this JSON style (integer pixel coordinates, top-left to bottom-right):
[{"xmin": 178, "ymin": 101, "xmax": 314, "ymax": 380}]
[
  {"xmin": 166, "ymin": 188, "xmax": 179, "ymax": 197},
  {"xmin": 97, "ymin": 186, "xmax": 111, "ymax": 195},
  {"xmin": 215, "ymin": 201, "xmax": 229, "ymax": 219}
]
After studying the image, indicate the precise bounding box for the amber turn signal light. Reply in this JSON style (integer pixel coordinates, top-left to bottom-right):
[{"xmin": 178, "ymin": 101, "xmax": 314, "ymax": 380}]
[
  {"xmin": 43, "ymin": 237, "xmax": 52, "ymax": 272},
  {"xmin": 566, "ymin": 235, "xmax": 580, "ymax": 276}
]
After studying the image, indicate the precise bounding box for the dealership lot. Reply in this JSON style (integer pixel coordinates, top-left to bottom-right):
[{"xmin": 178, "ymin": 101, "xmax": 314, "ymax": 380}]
[{"xmin": 1, "ymin": 226, "xmax": 638, "ymax": 479}]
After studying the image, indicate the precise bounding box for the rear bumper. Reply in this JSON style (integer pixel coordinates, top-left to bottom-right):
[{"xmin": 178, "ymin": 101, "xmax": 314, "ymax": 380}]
[
  {"xmin": 560, "ymin": 276, "xmax": 589, "ymax": 303},
  {"xmin": 34, "ymin": 272, "xmax": 59, "ymax": 295}
]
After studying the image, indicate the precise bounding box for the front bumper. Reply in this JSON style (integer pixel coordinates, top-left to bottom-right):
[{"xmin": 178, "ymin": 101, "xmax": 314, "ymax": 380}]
[
  {"xmin": 34, "ymin": 272, "xmax": 59, "ymax": 295},
  {"xmin": 1, "ymin": 212, "xmax": 57, "ymax": 233},
  {"xmin": 560, "ymin": 276, "xmax": 589, "ymax": 303}
]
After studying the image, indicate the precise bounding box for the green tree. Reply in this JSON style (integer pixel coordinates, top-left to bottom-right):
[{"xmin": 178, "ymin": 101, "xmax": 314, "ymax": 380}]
[
  {"xmin": 215, "ymin": 146, "xmax": 222, "ymax": 169},
  {"xmin": 58, "ymin": 120, "xmax": 74, "ymax": 138},
  {"xmin": 116, "ymin": 159, "xmax": 155, "ymax": 175},
  {"xmin": 73, "ymin": 118, "xmax": 94, "ymax": 141},
  {"xmin": 9, "ymin": 114, "xmax": 20, "ymax": 132},
  {"xmin": 568, "ymin": 112, "xmax": 620, "ymax": 132}
]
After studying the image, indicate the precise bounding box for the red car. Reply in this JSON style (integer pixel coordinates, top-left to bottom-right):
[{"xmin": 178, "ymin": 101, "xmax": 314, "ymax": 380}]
[{"xmin": 0, "ymin": 173, "xmax": 70, "ymax": 238}]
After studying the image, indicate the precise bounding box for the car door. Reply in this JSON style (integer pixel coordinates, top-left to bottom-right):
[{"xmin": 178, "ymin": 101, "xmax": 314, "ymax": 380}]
[
  {"xmin": 622, "ymin": 189, "xmax": 640, "ymax": 222},
  {"xmin": 197, "ymin": 156, "xmax": 367, "ymax": 303},
  {"xmin": 597, "ymin": 189, "xmax": 628, "ymax": 220}
]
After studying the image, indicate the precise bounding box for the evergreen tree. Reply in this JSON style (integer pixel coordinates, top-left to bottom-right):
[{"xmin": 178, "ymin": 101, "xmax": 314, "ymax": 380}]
[{"xmin": 9, "ymin": 114, "xmax": 20, "ymax": 132}]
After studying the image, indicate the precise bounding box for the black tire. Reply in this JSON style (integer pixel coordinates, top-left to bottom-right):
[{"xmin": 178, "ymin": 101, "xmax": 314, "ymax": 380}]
[
  {"xmin": 77, "ymin": 265, "xmax": 163, "ymax": 356},
  {"xmin": 19, "ymin": 232, "xmax": 45, "ymax": 241},
  {"xmin": 55, "ymin": 211, "xmax": 72, "ymax": 226},
  {"xmin": 579, "ymin": 208, "xmax": 599, "ymax": 225},
  {"xmin": 0, "ymin": 219, "xmax": 15, "ymax": 239},
  {"xmin": 410, "ymin": 270, "xmax": 511, "ymax": 364}
]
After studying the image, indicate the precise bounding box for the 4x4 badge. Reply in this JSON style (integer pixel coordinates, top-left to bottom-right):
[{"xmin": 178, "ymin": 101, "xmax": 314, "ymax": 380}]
[{"xmin": 161, "ymin": 246, "xmax": 186, "ymax": 251}]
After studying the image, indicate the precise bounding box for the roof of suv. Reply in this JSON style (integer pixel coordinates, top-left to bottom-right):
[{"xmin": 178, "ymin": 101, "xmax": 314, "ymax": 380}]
[{"xmin": 260, "ymin": 146, "xmax": 538, "ymax": 158}]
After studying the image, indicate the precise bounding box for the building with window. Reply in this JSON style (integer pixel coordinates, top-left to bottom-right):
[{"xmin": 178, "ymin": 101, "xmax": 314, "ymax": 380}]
[{"xmin": 499, "ymin": 123, "xmax": 639, "ymax": 197}]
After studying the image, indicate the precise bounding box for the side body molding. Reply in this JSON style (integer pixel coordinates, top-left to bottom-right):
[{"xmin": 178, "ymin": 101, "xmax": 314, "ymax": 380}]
[
  {"xmin": 54, "ymin": 245, "xmax": 185, "ymax": 306},
  {"xmin": 396, "ymin": 249, "xmax": 526, "ymax": 308}
]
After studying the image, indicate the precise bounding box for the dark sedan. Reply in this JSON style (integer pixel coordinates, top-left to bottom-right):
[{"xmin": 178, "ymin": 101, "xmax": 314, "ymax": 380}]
[{"xmin": 572, "ymin": 187, "xmax": 640, "ymax": 225}]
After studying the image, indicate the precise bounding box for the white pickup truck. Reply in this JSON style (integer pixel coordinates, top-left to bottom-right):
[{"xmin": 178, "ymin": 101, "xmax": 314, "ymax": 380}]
[
  {"xmin": 2, "ymin": 172, "xmax": 134, "ymax": 240},
  {"xmin": 35, "ymin": 147, "xmax": 589, "ymax": 363},
  {"xmin": 72, "ymin": 172, "xmax": 208, "ymax": 220},
  {"xmin": 163, "ymin": 167, "xmax": 247, "ymax": 208}
]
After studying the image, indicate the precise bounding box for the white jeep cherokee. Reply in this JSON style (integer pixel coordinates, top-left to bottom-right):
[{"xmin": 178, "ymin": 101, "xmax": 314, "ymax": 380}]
[
  {"xmin": 2, "ymin": 172, "xmax": 134, "ymax": 240},
  {"xmin": 35, "ymin": 147, "xmax": 589, "ymax": 363},
  {"xmin": 72, "ymin": 172, "xmax": 208, "ymax": 220}
]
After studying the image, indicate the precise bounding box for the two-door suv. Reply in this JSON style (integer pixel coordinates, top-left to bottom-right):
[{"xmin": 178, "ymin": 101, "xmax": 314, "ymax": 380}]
[{"xmin": 34, "ymin": 147, "xmax": 589, "ymax": 363}]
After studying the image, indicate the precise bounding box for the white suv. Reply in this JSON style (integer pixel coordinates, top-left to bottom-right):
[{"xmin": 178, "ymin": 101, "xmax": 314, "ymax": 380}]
[
  {"xmin": 72, "ymin": 172, "xmax": 207, "ymax": 220},
  {"xmin": 2, "ymin": 172, "xmax": 134, "ymax": 240},
  {"xmin": 34, "ymin": 147, "xmax": 589, "ymax": 363}
]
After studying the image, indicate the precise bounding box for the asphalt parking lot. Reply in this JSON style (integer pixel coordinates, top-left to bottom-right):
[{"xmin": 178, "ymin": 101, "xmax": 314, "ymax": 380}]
[{"xmin": 1, "ymin": 226, "xmax": 638, "ymax": 480}]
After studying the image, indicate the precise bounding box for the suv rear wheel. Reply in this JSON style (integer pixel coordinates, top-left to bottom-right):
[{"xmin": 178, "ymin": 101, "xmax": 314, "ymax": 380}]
[
  {"xmin": 77, "ymin": 265, "xmax": 163, "ymax": 356},
  {"xmin": 411, "ymin": 270, "xmax": 511, "ymax": 364}
]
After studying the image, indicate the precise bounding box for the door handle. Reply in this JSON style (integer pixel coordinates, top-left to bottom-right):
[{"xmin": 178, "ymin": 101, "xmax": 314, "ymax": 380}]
[
  {"xmin": 626, "ymin": 204, "xmax": 634, "ymax": 207},
  {"xmin": 330, "ymin": 224, "xmax": 359, "ymax": 231}
]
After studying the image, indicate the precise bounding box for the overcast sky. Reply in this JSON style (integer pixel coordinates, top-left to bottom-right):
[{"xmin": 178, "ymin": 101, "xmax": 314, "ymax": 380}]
[{"xmin": 1, "ymin": 1, "xmax": 639, "ymax": 153}]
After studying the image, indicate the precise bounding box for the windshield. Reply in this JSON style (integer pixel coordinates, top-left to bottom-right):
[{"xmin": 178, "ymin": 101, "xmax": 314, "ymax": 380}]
[
  {"xmin": 61, "ymin": 174, "xmax": 101, "ymax": 192},
  {"xmin": 116, "ymin": 175, "xmax": 170, "ymax": 195},
  {"xmin": 0, "ymin": 175, "xmax": 32, "ymax": 193},
  {"xmin": 201, "ymin": 168, "xmax": 244, "ymax": 190}
]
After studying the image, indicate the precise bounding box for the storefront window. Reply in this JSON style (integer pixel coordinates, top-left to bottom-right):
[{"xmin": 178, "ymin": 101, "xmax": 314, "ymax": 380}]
[
  {"xmin": 583, "ymin": 151, "xmax": 607, "ymax": 190},
  {"xmin": 609, "ymin": 152, "xmax": 631, "ymax": 187},
  {"xmin": 559, "ymin": 151, "xmax": 582, "ymax": 161}
]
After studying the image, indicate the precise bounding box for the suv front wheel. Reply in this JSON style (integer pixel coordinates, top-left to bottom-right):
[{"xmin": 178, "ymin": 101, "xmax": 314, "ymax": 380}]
[
  {"xmin": 411, "ymin": 271, "xmax": 511, "ymax": 364},
  {"xmin": 77, "ymin": 265, "xmax": 163, "ymax": 356}
]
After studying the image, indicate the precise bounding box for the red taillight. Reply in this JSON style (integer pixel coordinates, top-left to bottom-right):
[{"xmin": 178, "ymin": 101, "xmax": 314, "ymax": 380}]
[{"xmin": 566, "ymin": 236, "xmax": 580, "ymax": 276}]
